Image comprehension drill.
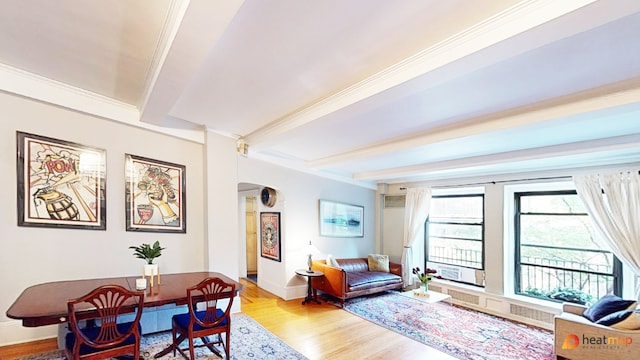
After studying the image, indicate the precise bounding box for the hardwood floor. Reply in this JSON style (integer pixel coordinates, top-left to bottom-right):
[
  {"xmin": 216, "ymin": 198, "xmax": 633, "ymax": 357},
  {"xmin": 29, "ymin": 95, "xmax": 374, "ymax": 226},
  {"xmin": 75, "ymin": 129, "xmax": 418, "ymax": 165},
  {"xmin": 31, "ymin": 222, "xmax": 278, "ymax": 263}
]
[{"xmin": 0, "ymin": 278, "xmax": 455, "ymax": 359}]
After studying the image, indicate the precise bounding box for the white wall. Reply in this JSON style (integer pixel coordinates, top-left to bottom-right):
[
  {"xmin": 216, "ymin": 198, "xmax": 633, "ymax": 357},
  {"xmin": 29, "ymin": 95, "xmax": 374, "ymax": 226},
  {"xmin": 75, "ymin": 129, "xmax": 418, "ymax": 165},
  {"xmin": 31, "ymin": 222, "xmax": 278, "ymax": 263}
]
[
  {"xmin": 237, "ymin": 156, "xmax": 376, "ymax": 300},
  {"xmin": 0, "ymin": 92, "xmax": 206, "ymax": 344},
  {"xmin": 0, "ymin": 91, "xmax": 378, "ymax": 345}
]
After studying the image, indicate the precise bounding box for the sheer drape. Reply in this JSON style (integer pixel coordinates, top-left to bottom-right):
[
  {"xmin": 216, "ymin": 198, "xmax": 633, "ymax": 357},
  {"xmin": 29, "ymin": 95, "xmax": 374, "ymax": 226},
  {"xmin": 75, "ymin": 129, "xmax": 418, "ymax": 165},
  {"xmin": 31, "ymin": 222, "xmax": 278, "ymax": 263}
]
[
  {"xmin": 573, "ymin": 171, "xmax": 640, "ymax": 300},
  {"xmin": 401, "ymin": 187, "xmax": 432, "ymax": 285}
]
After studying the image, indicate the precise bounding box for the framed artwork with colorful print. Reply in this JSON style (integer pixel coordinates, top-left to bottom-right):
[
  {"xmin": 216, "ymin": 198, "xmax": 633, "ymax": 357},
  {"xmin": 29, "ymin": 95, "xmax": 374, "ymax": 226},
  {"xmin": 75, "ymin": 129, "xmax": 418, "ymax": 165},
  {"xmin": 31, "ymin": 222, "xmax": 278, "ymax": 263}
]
[
  {"xmin": 125, "ymin": 154, "xmax": 186, "ymax": 233},
  {"xmin": 260, "ymin": 212, "xmax": 281, "ymax": 262},
  {"xmin": 16, "ymin": 131, "xmax": 107, "ymax": 230}
]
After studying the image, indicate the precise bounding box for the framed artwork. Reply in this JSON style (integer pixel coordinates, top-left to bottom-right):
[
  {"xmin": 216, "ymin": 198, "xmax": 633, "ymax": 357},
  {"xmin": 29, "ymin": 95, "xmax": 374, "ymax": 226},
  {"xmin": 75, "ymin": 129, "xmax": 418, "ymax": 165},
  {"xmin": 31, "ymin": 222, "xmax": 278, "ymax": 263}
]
[
  {"xmin": 319, "ymin": 199, "xmax": 364, "ymax": 237},
  {"xmin": 16, "ymin": 131, "xmax": 107, "ymax": 230},
  {"xmin": 125, "ymin": 154, "xmax": 186, "ymax": 233},
  {"xmin": 260, "ymin": 212, "xmax": 281, "ymax": 262}
]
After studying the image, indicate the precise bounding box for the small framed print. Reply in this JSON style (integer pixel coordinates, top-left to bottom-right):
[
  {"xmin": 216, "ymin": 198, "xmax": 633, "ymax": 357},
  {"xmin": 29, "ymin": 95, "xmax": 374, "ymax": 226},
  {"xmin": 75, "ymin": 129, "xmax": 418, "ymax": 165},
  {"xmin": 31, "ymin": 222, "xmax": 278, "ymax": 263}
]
[
  {"xmin": 260, "ymin": 212, "xmax": 281, "ymax": 262},
  {"xmin": 319, "ymin": 199, "xmax": 364, "ymax": 237},
  {"xmin": 125, "ymin": 154, "xmax": 186, "ymax": 233},
  {"xmin": 16, "ymin": 131, "xmax": 107, "ymax": 230}
]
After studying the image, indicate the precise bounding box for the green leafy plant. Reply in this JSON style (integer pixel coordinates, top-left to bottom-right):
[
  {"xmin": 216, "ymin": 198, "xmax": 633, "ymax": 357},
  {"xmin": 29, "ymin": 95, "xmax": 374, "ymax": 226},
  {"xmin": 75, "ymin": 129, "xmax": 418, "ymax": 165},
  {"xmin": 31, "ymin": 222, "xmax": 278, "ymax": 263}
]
[
  {"xmin": 523, "ymin": 286, "xmax": 593, "ymax": 305},
  {"xmin": 412, "ymin": 267, "xmax": 438, "ymax": 284},
  {"xmin": 129, "ymin": 241, "xmax": 165, "ymax": 264}
]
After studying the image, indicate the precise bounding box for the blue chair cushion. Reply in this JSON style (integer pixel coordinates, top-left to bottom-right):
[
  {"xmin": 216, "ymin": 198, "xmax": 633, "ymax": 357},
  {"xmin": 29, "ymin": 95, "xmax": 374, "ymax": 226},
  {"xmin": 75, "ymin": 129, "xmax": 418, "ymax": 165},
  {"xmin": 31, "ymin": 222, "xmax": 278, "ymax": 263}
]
[
  {"xmin": 173, "ymin": 309, "xmax": 228, "ymax": 331},
  {"xmin": 65, "ymin": 322, "xmax": 139, "ymax": 355}
]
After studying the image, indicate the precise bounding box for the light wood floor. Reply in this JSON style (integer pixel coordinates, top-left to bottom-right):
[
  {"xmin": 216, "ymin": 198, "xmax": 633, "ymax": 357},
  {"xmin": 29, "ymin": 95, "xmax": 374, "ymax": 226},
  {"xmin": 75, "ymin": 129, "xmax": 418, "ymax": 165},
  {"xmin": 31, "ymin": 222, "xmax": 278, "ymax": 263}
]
[{"xmin": 0, "ymin": 278, "xmax": 455, "ymax": 360}]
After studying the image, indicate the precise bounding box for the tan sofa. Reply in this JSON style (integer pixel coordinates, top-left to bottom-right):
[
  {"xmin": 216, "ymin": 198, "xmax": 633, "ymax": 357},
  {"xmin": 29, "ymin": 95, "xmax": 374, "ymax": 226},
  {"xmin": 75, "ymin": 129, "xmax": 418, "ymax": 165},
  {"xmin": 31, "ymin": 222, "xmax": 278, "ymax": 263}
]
[
  {"xmin": 554, "ymin": 302, "xmax": 640, "ymax": 359},
  {"xmin": 311, "ymin": 258, "xmax": 403, "ymax": 304}
]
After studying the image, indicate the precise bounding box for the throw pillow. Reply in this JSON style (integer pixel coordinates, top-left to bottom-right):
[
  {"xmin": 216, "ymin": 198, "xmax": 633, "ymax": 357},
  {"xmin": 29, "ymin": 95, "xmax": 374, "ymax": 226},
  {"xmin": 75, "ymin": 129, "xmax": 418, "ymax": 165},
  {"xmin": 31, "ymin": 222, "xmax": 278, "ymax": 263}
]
[
  {"xmin": 367, "ymin": 254, "xmax": 390, "ymax": 273},
  {"xmin": 326, "ymin": 254, "xmax": 341, "ymax": 268},
  {"xmin": 596, "ymin": 310, "xmax": 640, "ymax": 330},
  {"xmin": 583, "ymin": 294, "xmax": 637, "ymax": 322}
]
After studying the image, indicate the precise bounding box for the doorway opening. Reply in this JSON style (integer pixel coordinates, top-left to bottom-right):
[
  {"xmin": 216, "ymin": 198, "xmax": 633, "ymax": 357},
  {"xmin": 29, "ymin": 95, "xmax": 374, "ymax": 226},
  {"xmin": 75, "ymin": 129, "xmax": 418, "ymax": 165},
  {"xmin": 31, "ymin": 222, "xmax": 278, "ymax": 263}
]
[{"xmin": 245, "ymin": 195, "xmax": 258, "ymax": 284}]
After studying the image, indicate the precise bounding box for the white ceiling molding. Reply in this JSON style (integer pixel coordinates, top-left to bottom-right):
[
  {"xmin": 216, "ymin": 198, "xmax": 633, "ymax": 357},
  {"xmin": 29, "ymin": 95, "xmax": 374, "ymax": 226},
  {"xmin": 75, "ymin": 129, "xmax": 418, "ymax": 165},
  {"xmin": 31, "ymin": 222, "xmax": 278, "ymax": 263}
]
[
  {"xmin": 242, "ymin": 0, "xmax": 597, "ymax": 148},
  {"xmin": 0, "ymin": 62, "xmax": 205, "ymax": 143},
  {"xmin": 0, "ymin": 62, "xmax": 140, "ymax": 122},
  {"xmin": 308, "ymin": 85, "xmax": 640, "ymax": 169},
  {"xmin": 137, "ymin": 0, "xmax": 191, "ymax": 111},
  {"xmin": 394, "ymin": 161, "xmax": 640, "ymax": 190},
  {"xmin": 139, "ymin": 0, "xmax": 246, "ymax": 126},
  {"xmin": 357, "ymin": 133, "xmax": 640, "ymax": 182}
]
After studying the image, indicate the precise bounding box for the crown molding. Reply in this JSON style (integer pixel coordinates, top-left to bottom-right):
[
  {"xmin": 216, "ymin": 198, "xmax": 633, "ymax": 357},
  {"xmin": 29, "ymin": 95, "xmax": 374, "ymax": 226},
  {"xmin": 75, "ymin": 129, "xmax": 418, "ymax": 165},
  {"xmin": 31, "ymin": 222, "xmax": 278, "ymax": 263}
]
[
  {"xmin": 308, "ymin": 85, "xmax": 640, "ymax": 169},
  {"xmin": 0, "ymin": 63, "xmax": 205, "ymax": 143},
  {"xmin": 138, "ymin": 0, "xmax": 191, "ymax": 111},
  {"xmin": 355, "ymin": 133, "xmax": 640, "ymax": 182},
  {"xmin": 0, "ymin": 63, "xmax": 139, "ymax": 121},
  {"xmin": 244, "ymin": 0, "xmax": 597, "ymax": 147}
]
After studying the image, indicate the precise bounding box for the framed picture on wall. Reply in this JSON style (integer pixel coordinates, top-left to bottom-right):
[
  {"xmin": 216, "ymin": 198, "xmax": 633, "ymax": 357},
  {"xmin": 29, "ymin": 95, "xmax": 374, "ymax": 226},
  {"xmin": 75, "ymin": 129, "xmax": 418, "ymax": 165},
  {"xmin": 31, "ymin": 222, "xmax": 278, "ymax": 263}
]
[
  {"xmin": 260, "ymin": 212, "xmax": 281, "ymax": 262},
  {"xmin": 16, "ymin": 131, "xmax": 107, "ymax": 230},
  {"xmin": 125, "ymin": 154, "xmax": 186, "ymax": 233},
  {"xmin": 319, "ymin": 199, "xmax": 364, "ymax": 237}
]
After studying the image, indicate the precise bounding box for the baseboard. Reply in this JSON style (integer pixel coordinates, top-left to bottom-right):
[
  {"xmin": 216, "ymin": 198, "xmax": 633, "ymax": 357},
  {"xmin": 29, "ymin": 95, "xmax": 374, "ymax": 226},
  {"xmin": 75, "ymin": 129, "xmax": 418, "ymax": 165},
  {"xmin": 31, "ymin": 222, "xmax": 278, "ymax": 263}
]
[
  {"xmin": 283, "ymin": 284, "xmax": 308, "ymax": 301},
  {"xmin": 0, "ymin": 320, "xmax": 57, "ymax": 347}
]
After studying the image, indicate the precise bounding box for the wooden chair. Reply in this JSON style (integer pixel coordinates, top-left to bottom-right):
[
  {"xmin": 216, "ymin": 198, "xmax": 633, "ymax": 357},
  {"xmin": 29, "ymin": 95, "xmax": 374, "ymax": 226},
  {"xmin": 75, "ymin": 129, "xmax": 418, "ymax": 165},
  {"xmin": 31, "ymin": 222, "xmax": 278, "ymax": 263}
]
[
  {"xmin": 171, "ymin": 277, "xmax": 236, "ymax": 359},
  {"xmin": 64, "ymin": 285, "xmax": 144, "ymax": 360}
]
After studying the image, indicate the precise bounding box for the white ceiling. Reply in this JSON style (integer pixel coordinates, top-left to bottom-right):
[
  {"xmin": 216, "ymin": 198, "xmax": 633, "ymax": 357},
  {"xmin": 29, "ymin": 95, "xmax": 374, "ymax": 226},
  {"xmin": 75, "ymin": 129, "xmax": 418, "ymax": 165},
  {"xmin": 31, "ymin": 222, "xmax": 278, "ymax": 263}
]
[{"xmin": 2, "ymin": 0, "xmax": 640, "ymax": 188}]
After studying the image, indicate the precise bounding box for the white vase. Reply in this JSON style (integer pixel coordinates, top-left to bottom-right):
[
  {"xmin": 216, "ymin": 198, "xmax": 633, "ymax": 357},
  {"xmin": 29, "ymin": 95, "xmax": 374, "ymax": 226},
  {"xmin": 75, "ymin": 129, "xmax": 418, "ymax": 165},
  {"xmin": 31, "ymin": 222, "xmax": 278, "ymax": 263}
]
[
  {"xmin": 144, "ymin": 264, "xmax": 158, "ymax": 276},
  {"xmin": 423, "ymin": 282, "xmax": 429, "ymax": 293}
]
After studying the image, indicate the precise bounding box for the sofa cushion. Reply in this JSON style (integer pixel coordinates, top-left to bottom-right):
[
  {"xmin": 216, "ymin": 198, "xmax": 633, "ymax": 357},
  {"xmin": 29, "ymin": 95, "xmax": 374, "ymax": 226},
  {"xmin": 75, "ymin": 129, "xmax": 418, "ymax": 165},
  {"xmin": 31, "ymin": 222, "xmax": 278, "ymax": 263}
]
[
  {"xmin": 367, "ymin": 254, "xmax": 389, "ymax": 272},
  {"xmin": 326, "ymin": 254, "xmax": 341, "ymax": 268},
  {"xmin": 583, "ymin": 294, "xmax": 637, "ymax": 322},
  {"xmin": 347, "ymin": 271, "xmax": 399, "ymax": 287},
  {"xmin": 596, "ymin": 310, "xmax": 640, "ymax": 330}
]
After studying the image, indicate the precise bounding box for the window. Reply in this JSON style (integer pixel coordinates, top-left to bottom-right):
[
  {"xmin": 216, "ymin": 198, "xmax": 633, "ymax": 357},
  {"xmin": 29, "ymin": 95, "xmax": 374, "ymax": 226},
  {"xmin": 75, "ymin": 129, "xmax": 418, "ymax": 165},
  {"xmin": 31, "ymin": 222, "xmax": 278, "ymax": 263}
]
[
  {"xmin": 514, "ymin": 190, "xmax": 622, "ymax": 304},
  {"xmin": 425, "ymin": 194, "xmax": 484, "ymax": 285}
]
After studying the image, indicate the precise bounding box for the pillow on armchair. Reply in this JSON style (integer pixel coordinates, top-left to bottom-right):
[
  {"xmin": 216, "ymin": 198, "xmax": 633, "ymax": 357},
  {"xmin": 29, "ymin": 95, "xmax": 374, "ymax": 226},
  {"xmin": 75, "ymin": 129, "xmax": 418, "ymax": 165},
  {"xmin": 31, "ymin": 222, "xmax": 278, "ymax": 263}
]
[
  {"xmin": 583, "ymin": 294, "xmax": 637, "ymax": 322},
  {"xmin": 596, "ymin": 309, "xmax": 640, "ymax": 330}
]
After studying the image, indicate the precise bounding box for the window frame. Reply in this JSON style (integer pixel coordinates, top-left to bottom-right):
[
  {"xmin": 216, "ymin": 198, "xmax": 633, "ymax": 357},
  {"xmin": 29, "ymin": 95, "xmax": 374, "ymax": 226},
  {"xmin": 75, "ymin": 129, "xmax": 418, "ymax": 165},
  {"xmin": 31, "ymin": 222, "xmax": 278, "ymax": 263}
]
[
  {"xmin": 424, "ymin": 193, "xmax": 486, "ymax": 274},
  {"xmin": 513, "ymin": 190, "xmax": 623, "ymax": 302}
]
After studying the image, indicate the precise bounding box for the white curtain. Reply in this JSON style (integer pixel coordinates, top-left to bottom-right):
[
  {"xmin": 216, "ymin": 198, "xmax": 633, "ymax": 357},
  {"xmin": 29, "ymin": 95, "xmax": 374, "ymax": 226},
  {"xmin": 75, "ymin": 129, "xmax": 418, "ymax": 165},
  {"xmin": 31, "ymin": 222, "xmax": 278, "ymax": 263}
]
[
  {"xmin": 401, "ymin": 187, "xmax": 432, "ymax": 286},
  {"xmin": 573, "ymin": 171, "xmax": 640, "ymax": 301}
]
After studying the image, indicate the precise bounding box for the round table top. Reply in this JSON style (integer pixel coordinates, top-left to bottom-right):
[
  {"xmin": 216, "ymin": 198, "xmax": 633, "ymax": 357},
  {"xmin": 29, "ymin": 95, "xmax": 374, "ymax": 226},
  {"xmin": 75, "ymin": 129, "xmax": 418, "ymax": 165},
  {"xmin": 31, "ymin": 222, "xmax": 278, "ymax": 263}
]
[{"xmin": 295, "ymin": 269, "xmax": 324, "ymax": 277}]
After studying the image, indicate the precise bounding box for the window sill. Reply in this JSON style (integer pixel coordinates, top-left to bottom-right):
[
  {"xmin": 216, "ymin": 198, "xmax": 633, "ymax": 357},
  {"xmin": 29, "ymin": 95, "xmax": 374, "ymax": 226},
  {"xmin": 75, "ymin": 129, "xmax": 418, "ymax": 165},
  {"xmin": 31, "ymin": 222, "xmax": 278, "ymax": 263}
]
[
  {"xmin": 432, "ymin": 279, "xmax": 563, "ymax": 314},
  {"xmin": 504, "ymin": 293, "xmax": 563, "ymax": 312},
  {"xmin": 431, "ymin": 278, "xmax": 485, "ymax": 293}
]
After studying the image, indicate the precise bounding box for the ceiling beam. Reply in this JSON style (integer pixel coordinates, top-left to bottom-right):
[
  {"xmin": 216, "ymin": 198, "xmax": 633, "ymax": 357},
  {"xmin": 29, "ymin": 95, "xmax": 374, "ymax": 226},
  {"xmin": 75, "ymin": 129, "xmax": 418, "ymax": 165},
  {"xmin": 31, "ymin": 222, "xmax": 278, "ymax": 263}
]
[
  {"xmin": 243, "ymin": 0, "xmax": 598, "ymax": 148},
  {"xmin": 308, "ymin": 85, "xmax": 640, "ymax": 169},
  {"xmin": 139, "ymin": 0, "xmax": 245, "ymax": 126},
  {"xmin": 354, "ymin": 133, "xmax": 640, "ymax": 182}
]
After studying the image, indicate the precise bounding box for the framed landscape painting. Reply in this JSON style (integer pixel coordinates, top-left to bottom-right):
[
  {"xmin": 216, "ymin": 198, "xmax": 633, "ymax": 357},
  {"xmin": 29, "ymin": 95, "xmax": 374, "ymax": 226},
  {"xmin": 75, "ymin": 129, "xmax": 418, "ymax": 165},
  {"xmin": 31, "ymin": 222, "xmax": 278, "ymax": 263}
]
[
  {"xmin": 319, "ymin": 199, "xmax": 364, "ymax": 237},
  {"xmin": 260, "ymin": 212, "xmax": 281, "ymax": 262},
  {"xmin": 125, "ymin": 154, "xmax": 186, "ymax": 233},
  {"xmin": 16, "ymin": 131, "xmax": 107, "ymax": 230}
]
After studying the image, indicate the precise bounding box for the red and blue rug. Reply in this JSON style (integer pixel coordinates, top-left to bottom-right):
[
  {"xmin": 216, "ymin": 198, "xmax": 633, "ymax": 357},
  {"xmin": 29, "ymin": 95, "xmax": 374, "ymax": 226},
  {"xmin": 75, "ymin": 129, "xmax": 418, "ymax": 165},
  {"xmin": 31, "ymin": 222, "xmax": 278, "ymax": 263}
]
[
  {"xmin": 17, "ymin": 314, "xmax": 308, "ymax": 360},
  {"xmin": 340, "ymin": 292, "xmax": 555, "ymax": 360}
]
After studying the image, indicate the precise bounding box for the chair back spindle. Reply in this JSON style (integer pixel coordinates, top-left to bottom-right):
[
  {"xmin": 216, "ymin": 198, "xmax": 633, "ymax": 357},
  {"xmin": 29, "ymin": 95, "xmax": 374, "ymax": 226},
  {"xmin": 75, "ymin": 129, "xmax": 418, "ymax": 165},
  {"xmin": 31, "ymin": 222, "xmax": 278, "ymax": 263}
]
[{"xmin": 66, "ymin": 285, "xmax": 144, "ymax": 360}]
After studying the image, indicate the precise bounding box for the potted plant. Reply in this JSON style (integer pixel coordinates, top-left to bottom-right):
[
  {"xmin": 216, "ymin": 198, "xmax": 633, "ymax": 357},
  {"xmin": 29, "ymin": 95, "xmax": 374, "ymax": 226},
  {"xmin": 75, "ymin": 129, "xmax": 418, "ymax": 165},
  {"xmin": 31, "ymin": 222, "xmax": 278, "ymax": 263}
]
[
  {"xmin": 129, "ymin": 241, "xmax": 165, "ymax": 277},
  {"xmin": 412, "ymin": 267, "xmax": 438, "ymax": 293}
]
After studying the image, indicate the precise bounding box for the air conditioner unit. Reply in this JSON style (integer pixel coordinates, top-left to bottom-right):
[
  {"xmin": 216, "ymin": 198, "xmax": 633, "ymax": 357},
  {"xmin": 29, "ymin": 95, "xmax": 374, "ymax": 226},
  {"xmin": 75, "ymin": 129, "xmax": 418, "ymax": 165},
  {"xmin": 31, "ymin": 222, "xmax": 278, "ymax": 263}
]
[{"xmin": 427, "ymin": 262, "xmax": 484, "ymax": 286}]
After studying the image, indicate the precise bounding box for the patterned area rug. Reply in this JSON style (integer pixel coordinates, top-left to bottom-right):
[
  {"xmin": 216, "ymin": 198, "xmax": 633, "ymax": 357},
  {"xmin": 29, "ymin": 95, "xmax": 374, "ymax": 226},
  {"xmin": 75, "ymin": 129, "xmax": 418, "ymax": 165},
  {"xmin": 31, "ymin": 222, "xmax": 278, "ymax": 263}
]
[
  {"xmin": 340, "ymin": 291, "xmax": 555, "ymax": 360},
  {"xmin": 17, "ymin": 314, "xmax": 308, "ymax": 360}
]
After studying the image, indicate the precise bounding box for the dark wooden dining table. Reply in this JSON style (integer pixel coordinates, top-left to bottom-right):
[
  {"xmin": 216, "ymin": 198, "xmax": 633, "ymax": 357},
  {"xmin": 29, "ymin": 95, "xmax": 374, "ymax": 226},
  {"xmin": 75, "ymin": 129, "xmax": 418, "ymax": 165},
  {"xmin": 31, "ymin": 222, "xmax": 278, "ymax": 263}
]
[{"xmin": 6, "ymin": 271, "xmax": 242, "ymax": 357}]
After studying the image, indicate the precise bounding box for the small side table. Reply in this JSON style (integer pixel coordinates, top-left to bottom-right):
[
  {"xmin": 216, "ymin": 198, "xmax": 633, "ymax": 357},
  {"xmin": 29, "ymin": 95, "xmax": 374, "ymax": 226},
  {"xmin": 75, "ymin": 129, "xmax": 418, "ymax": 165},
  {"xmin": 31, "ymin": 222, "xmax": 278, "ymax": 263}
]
[{"xmin": 295, "ymin": 269, "xmax": 324, "ymax": 305}]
